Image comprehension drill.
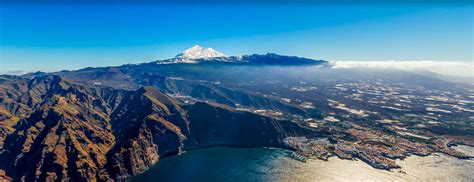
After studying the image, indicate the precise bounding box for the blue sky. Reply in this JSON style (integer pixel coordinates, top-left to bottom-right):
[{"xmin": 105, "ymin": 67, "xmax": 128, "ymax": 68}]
[{"xmin": 0, "ymin": 3, "xmax": 472, "ymax": 74}]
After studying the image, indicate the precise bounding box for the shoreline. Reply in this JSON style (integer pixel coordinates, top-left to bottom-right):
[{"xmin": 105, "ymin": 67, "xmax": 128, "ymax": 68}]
[
  {"xmin": 128, "ymin": 144, "xmax": 474, "ymax": 180},
  {"xmin": 131, "ymin": 145, "xmax": 474, "ymax": 181}
]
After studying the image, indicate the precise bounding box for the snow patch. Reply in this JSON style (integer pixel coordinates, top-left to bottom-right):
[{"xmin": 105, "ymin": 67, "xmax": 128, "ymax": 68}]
[{"xmin": 175, "ymin": 45, "xmax": 226, "ymax": 59}]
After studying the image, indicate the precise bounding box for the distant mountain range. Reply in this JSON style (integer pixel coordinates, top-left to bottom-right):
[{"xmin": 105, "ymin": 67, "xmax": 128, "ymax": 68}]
[{"xmin": 156, "ymin": 45, "xmax": 328, "ymax": 65}]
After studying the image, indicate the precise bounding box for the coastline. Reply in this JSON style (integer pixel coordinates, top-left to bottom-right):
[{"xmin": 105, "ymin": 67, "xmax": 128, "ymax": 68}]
[
  {"xmin": 131, "ymin": 146, "xmax": 474, "ymax": 181},
  {"xmin": 130, "ymin": 144, "xmax": 474, "ymax": 181}
]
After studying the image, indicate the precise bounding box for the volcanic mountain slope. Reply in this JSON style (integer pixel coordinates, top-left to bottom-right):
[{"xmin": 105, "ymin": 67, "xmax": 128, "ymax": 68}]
[
  {"xmin": 0, "ymin": 75, "xmax": 124, "ymax": 181},
  {"xmin": 56, "ymin": 64, "xmax": 311, "ymax": 117},
  {"xmin": 49, "ymin": 50, "xmax": 328, "ymax": 119},
  {"xmin": 0, "ymin": 75, "xmax": 319, "ymax": 181}
]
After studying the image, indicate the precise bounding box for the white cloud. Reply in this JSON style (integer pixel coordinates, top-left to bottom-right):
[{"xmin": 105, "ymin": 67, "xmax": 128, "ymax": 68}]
[
  {"xmin": 331, "ymin": 61, "xmax": 474, "ymax": 77},
  {"xmin": 0, "ymin": 70, "xmax": 27, "ymax": 75}
]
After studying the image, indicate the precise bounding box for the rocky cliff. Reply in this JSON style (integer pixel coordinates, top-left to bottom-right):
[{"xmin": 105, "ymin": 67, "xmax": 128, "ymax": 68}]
[{"xmin": 0, "ymin": 75, "xmax": 319, "ymax": 181}]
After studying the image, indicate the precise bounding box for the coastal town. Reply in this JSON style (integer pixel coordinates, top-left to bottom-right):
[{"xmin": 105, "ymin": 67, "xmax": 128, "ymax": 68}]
[{"xmin": 168, "ymin": 77, "xmax": 474, "ymax": 170}]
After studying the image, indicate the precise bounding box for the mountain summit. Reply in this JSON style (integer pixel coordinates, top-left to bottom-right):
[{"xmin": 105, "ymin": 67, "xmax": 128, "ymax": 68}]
[
  {"xmin": 175, "ymin": 45, "xmax": 226, "ymax": 59},
  {"xmin": 156, "ymin": 45, "xmax": 327, "ymax": 65}
]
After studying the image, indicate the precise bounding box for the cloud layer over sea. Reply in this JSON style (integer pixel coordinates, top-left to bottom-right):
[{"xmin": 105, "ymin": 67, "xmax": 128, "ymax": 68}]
[{"xmin": 332, "ymin": 61, "xmax": 473, "ymax": 77}]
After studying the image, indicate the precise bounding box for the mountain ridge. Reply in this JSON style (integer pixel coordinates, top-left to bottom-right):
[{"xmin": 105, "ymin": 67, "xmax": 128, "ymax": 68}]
[{"xmin": 0, "ymin": 74, "xmax": 318, "ymax": 181}]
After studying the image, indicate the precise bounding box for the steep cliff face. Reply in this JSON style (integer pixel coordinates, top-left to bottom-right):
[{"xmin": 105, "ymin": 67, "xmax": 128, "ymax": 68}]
[
  {"xmin": 0, "ymin": 75, "xmax": 318, "ymax": 181},
  {"xmin": 104, "ymin": 87, "xmax": 189, "ymax": 180},
  {"xmin": 0, "ymin": 75, "xmax": 118, "ymax": 181},
  {"xmin": 184, "ymin": 102, "xmax": 319, "ymax": 149}
]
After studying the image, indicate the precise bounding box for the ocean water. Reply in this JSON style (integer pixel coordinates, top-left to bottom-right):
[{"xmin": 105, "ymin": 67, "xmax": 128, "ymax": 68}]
[{"xmin": 132, "ymin": 146, "xmax": 474, "ymax": 182}]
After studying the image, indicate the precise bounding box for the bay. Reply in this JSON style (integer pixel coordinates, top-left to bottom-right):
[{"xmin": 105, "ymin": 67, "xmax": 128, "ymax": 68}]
[{"xmin": 132, "ymin": 146, "xmax": 474, "ymax": 182}]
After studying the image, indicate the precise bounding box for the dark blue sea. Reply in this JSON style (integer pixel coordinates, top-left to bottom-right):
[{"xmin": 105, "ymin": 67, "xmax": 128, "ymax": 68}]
[{"xmin": 132, "ymin": 146, "xmax": 474, "ymax": 182}]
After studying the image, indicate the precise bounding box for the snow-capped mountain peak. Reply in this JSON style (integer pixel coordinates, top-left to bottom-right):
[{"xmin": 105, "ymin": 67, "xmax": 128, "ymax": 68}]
[
  {"xmin": 175, "ymin": 45, "xmax": 226, "ymax": 59},
  {"xmin": 156, "ymin": 45, "xmax": 327, "ymax": 65}
]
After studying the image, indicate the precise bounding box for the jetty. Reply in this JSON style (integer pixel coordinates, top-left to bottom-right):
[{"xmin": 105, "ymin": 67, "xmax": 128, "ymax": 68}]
[{"xmin": 290, "ymin": 152, "xmax": 307, "ymax": 163}]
